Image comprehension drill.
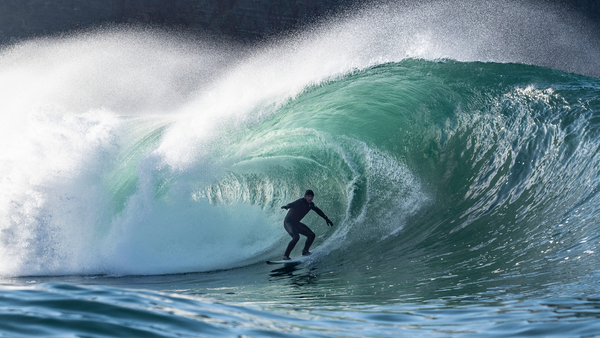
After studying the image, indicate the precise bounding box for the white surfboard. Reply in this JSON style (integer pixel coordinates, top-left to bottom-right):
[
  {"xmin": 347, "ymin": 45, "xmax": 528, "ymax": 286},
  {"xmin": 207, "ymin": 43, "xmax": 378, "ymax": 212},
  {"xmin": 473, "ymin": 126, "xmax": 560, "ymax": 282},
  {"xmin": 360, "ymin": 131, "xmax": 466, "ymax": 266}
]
[{"xmin": 266, "ymin": 255, "xmax": 310, "ymax": 265}]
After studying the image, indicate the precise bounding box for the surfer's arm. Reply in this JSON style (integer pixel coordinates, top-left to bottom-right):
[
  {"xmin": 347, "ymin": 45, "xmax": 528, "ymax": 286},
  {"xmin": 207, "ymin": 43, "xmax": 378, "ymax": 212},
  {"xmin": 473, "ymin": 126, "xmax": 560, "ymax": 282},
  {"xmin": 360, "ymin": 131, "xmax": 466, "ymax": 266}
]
[
  {"xmin": 313, "ymin": 206, "xmax": 334, "ymax": 226},
  {"xmin": 281, "ymin": 201, "xmax": 294, "ymax": 210},
  {"xmin": 281, "ymin": 198, "xmax": 303, "ymax": 210}
]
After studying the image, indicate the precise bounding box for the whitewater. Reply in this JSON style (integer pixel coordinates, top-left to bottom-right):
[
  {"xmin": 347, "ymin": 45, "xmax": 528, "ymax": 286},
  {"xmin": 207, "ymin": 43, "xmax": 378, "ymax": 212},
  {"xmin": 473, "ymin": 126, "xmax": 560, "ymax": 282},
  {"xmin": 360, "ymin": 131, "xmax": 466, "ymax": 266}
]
[{"xmin": 1, "ymin": 0, "xmax": 600, "ymax": 336}]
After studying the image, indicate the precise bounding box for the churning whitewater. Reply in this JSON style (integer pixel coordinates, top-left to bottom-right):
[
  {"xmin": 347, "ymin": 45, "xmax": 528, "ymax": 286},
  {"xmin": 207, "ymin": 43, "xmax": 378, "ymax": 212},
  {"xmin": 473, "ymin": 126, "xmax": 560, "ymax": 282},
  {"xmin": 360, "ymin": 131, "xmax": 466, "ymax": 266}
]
[{"xmin": 1, "ymin": 0, "xmax": 600, "ymax": 336}]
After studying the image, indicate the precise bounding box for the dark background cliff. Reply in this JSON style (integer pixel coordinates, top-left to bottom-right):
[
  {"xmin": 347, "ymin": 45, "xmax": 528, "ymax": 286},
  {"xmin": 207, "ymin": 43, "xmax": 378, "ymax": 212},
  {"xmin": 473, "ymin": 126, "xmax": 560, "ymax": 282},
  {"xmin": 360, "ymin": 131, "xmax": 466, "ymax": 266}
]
[
  {"xmin": 0, "ymin": 0, "xmax": 599, "ymax": 45},
  {"xmin": 0, "ymin": 0, "xmax": 358, "ymax": 44}
]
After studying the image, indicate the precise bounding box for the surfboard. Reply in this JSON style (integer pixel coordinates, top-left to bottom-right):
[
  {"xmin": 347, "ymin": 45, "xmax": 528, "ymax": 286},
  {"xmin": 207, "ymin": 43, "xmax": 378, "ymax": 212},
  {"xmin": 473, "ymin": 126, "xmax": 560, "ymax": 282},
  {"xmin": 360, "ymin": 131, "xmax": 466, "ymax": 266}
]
[{"xmin": 266, "ymin": 255, "xmax": 309, "ymax": 265}]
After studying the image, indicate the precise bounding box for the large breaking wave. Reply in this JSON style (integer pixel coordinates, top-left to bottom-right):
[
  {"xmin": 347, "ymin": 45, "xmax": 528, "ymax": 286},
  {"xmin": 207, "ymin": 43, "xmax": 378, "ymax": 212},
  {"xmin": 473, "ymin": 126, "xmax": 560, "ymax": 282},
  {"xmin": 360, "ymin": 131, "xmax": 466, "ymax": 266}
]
[{"xmin": 0, "ymin": 0, "xmax": 599, "ymax": 280}]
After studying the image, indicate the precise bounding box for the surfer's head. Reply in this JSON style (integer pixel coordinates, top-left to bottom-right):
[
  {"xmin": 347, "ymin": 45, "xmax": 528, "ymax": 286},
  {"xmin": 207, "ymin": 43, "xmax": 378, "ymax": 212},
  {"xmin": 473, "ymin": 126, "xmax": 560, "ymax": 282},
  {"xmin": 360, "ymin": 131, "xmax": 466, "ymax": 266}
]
[{"xmin": 304, "ymin": 189, "xmax": 314, "ymax": 202}]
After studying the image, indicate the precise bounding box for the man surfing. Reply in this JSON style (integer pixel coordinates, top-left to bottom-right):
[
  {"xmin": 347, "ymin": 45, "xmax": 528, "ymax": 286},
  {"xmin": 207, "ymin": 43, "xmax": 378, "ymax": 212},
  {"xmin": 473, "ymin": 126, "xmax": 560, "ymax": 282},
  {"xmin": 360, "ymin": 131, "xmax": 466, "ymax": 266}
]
[{"xmin": 280, "ymin": 190, "xmax": 334, "ymax": 260}]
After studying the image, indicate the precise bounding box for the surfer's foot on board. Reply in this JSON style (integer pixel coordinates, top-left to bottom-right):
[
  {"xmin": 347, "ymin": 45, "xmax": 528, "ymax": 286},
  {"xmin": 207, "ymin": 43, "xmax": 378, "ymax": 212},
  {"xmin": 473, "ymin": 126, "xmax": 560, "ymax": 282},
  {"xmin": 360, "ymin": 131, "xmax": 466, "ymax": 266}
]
[
  {"xmin": 302, "ymin": 250, "xmax": 311, "ymax": 256},
  {"xmin": 282, "ymin": 256, "xmax": 291, "ymax": 261}
]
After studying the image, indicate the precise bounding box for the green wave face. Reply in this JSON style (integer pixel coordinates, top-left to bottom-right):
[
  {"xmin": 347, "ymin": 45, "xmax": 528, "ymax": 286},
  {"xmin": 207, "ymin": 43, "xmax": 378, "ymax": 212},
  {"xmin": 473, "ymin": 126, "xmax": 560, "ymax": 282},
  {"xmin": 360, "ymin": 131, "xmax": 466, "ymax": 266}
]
[
  {"xmin": 2, "ymin": 57, "xmax": 600, "ymax": 292},
  {"xmin": 202, "ymin": 59, "xmax": 600, "ymax": 295}
]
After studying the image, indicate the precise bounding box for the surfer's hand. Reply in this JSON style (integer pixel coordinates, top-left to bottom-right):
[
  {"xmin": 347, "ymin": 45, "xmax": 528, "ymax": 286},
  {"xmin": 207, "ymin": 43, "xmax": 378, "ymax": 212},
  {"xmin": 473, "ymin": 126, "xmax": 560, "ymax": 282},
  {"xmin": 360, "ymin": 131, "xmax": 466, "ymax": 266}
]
[
  {"xmin": 281, "ymin": 206, "xmax": 289, "ymax": 210},
  {"xmin": 326, "ymin": 218, "xmax": 334, "ymax": 226}
]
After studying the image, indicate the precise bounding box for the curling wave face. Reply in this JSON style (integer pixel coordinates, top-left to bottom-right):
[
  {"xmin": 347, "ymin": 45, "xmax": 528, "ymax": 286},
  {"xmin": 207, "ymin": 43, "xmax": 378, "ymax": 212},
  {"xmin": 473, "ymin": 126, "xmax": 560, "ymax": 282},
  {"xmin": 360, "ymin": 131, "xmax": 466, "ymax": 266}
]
[{"xmin": 1, "ymin": 0, "xmax": 600, "ymax": 283}]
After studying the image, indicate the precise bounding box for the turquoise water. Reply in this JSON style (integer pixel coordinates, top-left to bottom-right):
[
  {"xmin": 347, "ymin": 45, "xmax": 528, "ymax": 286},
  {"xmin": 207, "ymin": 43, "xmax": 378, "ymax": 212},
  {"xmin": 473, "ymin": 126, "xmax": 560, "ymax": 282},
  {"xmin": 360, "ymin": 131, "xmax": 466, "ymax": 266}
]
[{"xmin": 2, "ymin": 1, "xmax": 600, "ymax": 336}]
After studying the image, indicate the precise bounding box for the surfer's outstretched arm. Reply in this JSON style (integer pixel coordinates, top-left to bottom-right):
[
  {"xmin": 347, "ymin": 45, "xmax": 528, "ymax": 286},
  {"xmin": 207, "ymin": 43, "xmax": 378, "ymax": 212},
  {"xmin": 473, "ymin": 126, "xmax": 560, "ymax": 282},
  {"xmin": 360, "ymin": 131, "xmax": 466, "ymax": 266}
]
[
  {"xmin": 313, "ymin": 206, "xmax": 334, "ymax": 226},
  {"xmin": 282, "ymin": 199, "xmax": 303, "ymax": 210}
]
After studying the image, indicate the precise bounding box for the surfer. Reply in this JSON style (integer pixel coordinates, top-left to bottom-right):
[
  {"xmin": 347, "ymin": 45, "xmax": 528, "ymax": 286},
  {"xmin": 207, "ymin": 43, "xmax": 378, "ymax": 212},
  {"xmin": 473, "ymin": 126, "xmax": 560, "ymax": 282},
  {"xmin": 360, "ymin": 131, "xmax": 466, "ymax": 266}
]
[{"xmin": 280, "ymin": 190, "xmax": 333, "ymax": 260}]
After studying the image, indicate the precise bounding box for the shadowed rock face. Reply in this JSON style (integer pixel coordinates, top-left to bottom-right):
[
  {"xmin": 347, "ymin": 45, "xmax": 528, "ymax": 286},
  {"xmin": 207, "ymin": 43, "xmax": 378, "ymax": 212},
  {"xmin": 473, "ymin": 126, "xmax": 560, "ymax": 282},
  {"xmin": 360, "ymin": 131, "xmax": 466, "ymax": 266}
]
[
  {"xmin": 0, "ymin": 0, "xmax": 357, "ymax": 44},
  {"xmin": 0, "ymin": 0, "xmax": 598, "ymax": 44}
]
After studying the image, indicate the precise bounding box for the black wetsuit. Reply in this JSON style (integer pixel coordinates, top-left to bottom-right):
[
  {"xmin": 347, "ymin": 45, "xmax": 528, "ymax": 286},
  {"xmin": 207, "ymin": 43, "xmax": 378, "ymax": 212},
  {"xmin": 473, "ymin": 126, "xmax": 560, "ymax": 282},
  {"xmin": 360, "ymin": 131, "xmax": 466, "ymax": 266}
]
[{"xmin": 282, "ymin": 198, "xmax": 329, "ymax": 257}]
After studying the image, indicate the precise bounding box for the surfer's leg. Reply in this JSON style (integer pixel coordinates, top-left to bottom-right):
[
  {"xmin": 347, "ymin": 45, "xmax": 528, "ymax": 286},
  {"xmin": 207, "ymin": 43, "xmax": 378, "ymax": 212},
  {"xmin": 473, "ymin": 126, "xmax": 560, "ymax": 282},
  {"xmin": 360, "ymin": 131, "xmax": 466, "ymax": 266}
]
[
  {"xmin": 284, "ymin": 221, "xmax": 300, "ymax": 257},
  {"xmin": 296, "ymin": 222, "xmax": 315, "ymax": 253}
]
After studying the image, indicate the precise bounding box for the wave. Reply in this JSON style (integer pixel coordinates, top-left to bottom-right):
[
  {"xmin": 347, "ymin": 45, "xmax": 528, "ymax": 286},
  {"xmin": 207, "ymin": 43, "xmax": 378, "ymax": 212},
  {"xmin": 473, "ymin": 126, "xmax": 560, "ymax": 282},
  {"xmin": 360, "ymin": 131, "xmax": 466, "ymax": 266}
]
[{"xmin": 1, "ymin": 0, "xmax": 600, "ymax": 278}]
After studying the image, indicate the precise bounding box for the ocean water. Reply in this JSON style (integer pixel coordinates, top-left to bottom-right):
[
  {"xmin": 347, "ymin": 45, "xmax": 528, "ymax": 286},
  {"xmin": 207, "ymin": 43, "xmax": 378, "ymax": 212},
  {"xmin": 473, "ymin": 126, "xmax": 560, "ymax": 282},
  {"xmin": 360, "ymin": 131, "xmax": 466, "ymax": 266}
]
[{"xmin": 2, "ymin": 1, "xmax": 600, "ymax": 336}]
